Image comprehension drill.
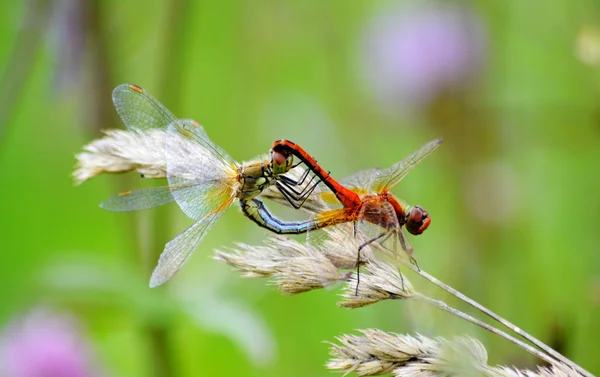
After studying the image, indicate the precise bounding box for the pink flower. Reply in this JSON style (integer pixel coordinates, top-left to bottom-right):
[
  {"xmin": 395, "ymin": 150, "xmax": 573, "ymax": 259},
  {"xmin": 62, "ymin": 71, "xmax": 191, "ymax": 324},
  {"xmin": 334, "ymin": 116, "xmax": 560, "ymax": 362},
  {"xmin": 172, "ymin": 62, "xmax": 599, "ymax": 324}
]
[
  {"xmin": 360, "ymin": 1, "xmax": 486, "ymax": 112},
  {"xmin": 0, "ymin": 308, "xmax": 102, "ymax": 377}
]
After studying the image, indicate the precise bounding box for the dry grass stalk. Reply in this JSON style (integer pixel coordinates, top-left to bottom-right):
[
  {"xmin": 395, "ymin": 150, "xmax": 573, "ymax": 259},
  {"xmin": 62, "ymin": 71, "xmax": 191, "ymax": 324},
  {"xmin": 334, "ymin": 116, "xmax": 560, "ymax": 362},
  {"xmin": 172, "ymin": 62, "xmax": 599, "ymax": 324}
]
[
  {"xmin": 216, "ymin": 227, "xmax": 416, "ymax": 300},
  {"xmin": 73, "ymin": 128, "xmax": 168, "ymax": 184},
  {"xmin": 487, "ymin": 365, "xmax": 583, "ymax": 377},
  {"xmin": 318, "ymin": 224, "xmax": 374, "ymax": 270},
  {"xmin": 326, "ymin": 329, "xmax": 579, "ymax": 377},
  {"xmin": 396, "ymin": 263, "xmax": 591, "ymax": 376},
  {"xmin": 215, "ymin": 234, "xmax": 348, "ymax": 295},
  {"xmin": 339, "ymin": 258, "xmax": 415, "ymax": 308},
  {"xmin": 215, "ymin": 232, "xmax": 588, "ymax": 375}
]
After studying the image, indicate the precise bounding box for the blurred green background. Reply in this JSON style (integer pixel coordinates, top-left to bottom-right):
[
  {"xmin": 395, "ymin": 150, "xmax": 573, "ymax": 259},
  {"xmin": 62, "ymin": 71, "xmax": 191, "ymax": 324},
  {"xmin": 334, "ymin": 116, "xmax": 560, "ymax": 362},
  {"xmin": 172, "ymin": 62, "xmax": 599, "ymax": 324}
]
[{"xmin": 1, "ymin": 0, "xmax": 599, "ymax": 376}]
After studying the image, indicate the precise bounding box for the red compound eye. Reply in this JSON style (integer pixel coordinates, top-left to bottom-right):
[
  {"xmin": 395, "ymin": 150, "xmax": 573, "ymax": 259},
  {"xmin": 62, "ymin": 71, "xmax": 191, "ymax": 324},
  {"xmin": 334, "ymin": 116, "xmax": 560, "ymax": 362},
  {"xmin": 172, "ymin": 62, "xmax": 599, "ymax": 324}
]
[
  {"xmin": 405, "ymin": 205, "xmax": 430, "ymax": 235},
  {"xmin": 272, "ymin": 150, "xmax": 288, "ymax": 166}
]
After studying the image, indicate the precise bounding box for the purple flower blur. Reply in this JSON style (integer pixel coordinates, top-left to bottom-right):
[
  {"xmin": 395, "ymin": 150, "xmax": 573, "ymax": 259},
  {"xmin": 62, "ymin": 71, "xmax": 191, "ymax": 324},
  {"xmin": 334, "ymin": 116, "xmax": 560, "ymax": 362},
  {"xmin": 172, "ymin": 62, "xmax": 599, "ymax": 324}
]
[
  {"xmin": 49, "ymin": 0, "xmax": 87, "ymax": 91},
  {"xmin": 360, "ymin": 1, "xmax": 486, "ymax": 112},
  {"xmin": 0, "ymin": 308, "xmax": 101, "ymax": 377}
]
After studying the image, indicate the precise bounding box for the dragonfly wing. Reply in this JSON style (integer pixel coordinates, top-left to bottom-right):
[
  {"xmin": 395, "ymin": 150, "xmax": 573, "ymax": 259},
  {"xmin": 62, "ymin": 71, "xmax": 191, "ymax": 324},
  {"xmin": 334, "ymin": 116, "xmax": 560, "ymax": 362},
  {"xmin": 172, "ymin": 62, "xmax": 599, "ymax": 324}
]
[
  {"xmin": 176, "ymin": 119, "xmax": 208, "ymax": 138},
  {"xmin": 339, "ymin": 167, "xmax": 381, "ymax": 192},
  {"xmin": 146, "ymin": 122, "xmax": 238, "ymax": 286},
  {"xmin": 318, "ymin": 224, "xmax": 362, "ymax": 270},
  {"xmin": 340, "ymin": 168, "xmax": 381, "ymax": 195},
  {"xmin": 371, "ymin": 138, "xmax": 443, "ymax": 192},
  {"xmin": 112, "ymin": 84, "xmax": 179, "ymax": 132},
  {"xmin": 165, "ymin": 123, "xmax": 239, "ymax": 220},
  {"xmin": 169, "ymin": 119, "xmax": 237, "ymax": 168},
  {"xmin": 113, "ymin": 84, "xmax": 230, "ymax": 154},
  {"xmin": 149, "ymin": 205, "xmax": 228, "ymax": 287},
  {"xmin": 112, "ymin": 83, "xmax": 238, "ymax": 172},
  {"xmin": 100, "ymin": 186, "xmax": 177, "ymax": 211},
  {"xmin": 100, "ymin": 183, "xmax": 220, "ymax": 212}
]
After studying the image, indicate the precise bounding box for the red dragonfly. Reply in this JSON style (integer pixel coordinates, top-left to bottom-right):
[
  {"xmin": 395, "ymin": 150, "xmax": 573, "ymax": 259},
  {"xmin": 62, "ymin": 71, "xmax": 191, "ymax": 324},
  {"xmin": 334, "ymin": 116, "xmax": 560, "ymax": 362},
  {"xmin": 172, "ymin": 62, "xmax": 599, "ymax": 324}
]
[{"xmin": 243, "ymin": 138, "xmax": 443, "ymax": 261}]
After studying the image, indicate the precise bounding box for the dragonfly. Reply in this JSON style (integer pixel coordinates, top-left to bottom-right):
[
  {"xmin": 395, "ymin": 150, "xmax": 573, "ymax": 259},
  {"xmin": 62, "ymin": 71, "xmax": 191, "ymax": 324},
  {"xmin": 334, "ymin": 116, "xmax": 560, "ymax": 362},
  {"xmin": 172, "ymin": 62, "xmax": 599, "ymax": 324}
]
[
  {"xmin": 101, "ymin": 84, "xmax": 322, "ymax": 287},
  {"xmin": 243, "ymin": 138, "xmax": 443, "ymax": 271}
]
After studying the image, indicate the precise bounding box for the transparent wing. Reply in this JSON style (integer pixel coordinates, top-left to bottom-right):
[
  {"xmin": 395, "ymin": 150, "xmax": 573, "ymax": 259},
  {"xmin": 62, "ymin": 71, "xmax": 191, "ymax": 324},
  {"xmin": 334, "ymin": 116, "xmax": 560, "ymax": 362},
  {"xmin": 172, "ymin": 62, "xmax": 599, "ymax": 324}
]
[
  {"xmin": 166, "ymin": 123, "xmax": 238, "ymax": 220},
  {"xmin": 371, "ymin": 138, "xmax": 443, "ymax": 193},
  {"xmin": 149, "ymin": 205, "xmax": 229, "ymax": 287},
  {"xmin": 317, "ymin": 224, "xmax": 364, "ymax": 270},
  {"xmin": 112, "ymin": 84, "xmax": 179, "ymax": 132},
  {"xmin": 100, "ymin": 187, "xmax": 176, "ymax": 211},
  {"xmin": 171, "ymin": 118, "xmax": 237, "ymax": 169},
  {"xmin": 112, "ymin": 84, "xmax": 237, "ymax": 167},
  {"xmin": 177, "ymin": 119, "xmax": 209, "ymax": 139},
  {"xmin": 339, "ymin": 167, "xmax": 381, "ymax": 192},
  {"xmin": 99, "ymin": 184, "xmax": 212, "ymax": 212}
]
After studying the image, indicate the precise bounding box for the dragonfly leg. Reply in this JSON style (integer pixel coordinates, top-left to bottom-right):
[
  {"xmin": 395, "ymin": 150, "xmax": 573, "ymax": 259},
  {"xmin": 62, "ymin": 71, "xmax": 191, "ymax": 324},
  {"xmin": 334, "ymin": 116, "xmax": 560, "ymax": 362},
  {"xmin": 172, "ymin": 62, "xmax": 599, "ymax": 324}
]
[
  {"xmin": 276, "ymin": 181, "xmax": 311, "ymax": 209},
  {"xmin": 294, "ymin": 174, "xmax": 324, "ymax": 207},
  {"xmin": 355, "ymin": 231, "xmax": 391, "ymax": 295},
  {"xmin": 276, "ymin": 182, "xmax": 302, "ymax": 209},
  {"xmin": 279, "ymin": 165, "xmax": 311, "ymax": 186},
  {"xmin": 410, "ymin": 256, "xmax": 420, "ymax": 271},
  {"xmin": 279, "ymin": 169, "xmax": 321, "ymax": 198},
  {"xmin": 387, "ymin": 230, "xmax": 416, "ymax": 291},
  {"xmin": 277, "ymin": 177, "xmax": 317, "ymax": 200},
  {"xmin": 275, "ymin": 175, "xmax": 323, "ymax": 209},
  {"xmin": 397, "ymin": 230, "xmax": 419, "ymax": 271}
]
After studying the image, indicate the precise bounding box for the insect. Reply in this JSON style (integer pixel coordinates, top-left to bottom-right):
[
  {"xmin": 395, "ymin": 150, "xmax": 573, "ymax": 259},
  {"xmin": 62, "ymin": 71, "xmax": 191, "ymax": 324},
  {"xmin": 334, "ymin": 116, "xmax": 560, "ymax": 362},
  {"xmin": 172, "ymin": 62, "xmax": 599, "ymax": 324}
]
[
  {"xmin": 101, "ymin": 84, "xmax": 321, "ymax": 287},
  {"xmin": 242, "ymin": 138, "xmax": 442, "ymax": 265}
]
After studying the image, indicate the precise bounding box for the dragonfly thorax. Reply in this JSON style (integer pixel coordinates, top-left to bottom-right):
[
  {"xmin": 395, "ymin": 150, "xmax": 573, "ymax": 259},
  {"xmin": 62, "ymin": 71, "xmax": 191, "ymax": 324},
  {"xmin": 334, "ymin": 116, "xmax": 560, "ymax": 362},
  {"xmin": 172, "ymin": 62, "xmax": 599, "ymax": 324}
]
[
  {"xmin": 237, "ymin": 160, "xmax": 273, "ymax": 200},
  {"xmin": 358, "ymin": 195, "xmax": 400, "ymax": 231}
]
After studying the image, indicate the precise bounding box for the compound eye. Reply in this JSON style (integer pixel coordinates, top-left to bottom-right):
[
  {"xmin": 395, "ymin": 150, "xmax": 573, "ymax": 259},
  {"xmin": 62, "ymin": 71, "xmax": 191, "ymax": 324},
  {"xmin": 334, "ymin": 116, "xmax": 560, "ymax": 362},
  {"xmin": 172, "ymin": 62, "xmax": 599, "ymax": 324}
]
[
  {"xmin": 271, "ymin": 150, "xmax": 293, "ymax": 175},
  {"xmin": 405, "ymin": 205, "xmax": 431, "ymax": 235},
  {"xmin": 273, "ymin": 150, "xmax": 286, "ymax": 165}
]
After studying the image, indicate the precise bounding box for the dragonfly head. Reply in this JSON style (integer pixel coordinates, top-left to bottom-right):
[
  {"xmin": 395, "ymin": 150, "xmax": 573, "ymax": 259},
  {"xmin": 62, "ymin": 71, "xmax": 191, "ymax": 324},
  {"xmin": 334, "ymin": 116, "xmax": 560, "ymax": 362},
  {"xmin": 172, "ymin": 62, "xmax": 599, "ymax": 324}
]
[
  {"xmin": 270, "ymin": 148, "xmax": 293, "ymax": 175},
  {"xmin": 405, "ymin": 205, "xmax": 431, "ymax": 235}
]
